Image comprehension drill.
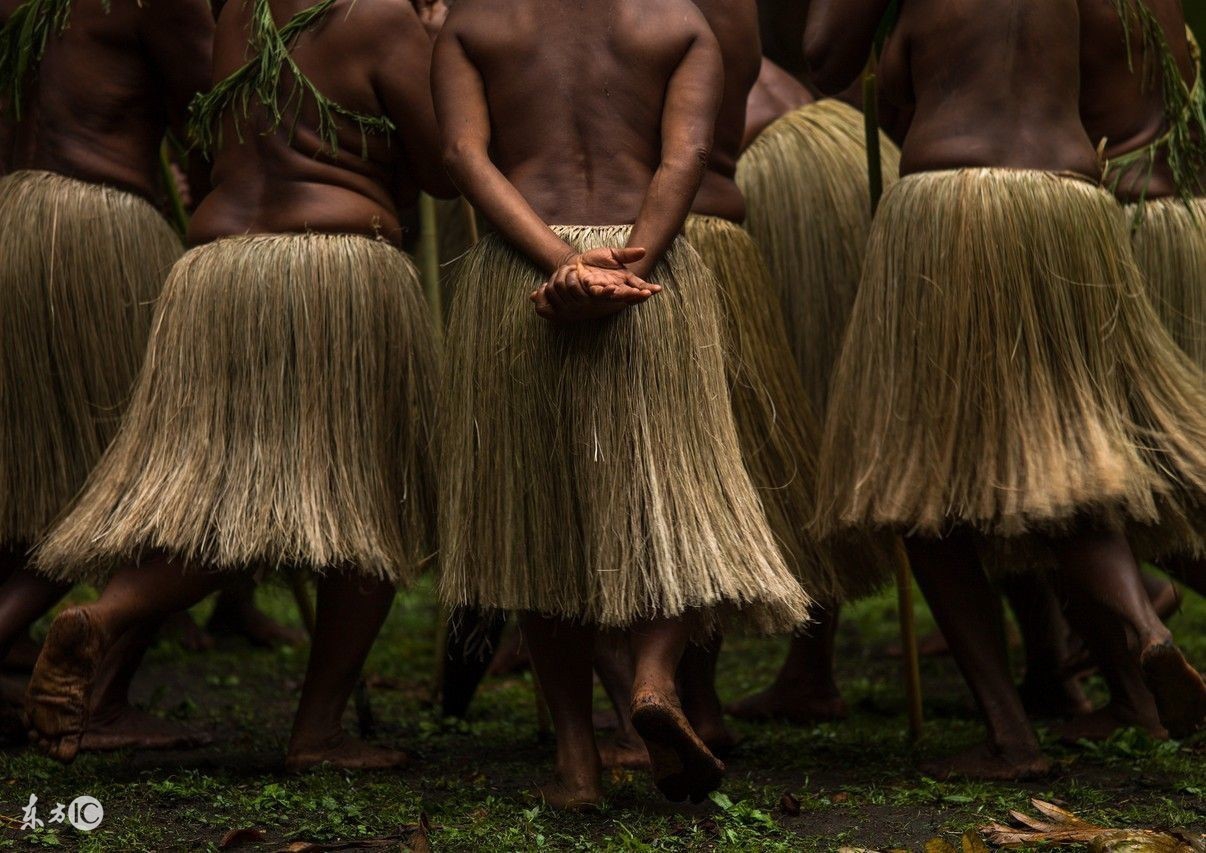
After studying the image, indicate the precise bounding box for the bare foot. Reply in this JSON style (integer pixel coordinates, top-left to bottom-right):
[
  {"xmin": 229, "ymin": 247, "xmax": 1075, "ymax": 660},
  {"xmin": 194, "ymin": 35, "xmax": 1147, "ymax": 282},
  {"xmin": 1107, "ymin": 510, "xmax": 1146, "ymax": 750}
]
[
  {"xmin": 1018, "ymin": 676, "xmax": 1093, "ymax": 719},
  {"xmin": 598, "ymin": 734, "xmax": 651, "ymax": 770},
  {"xmin": 1140, "ymin": 641, "xmax": 1206, "ymax": 738},
  {"xmin": 24, "ymin": 608, "xmax": 109, "ymax": 763},
  {"xmin": 726, "ymin": 683, "xmax": 847, "ymax": 726},
  {"xmin": 80, "ymin": 706, "xmax": 213, "ymax": 752},
  {"xmin": 1053, "ymin": 704, "xmax": 1167, "ymax": 743},
  {"xmin": 2, "ymin": 633, "xmax": 42, "ymax": 672},
  {"xmin": 162, "ymin": 610, "xmax": 215, "ymax": 653},
  {"xmin": 285, "ymin": 731, "xmax": 410, "ymax": 772},
  {"xmin": 920, "ymin": 743, "xmax": 1051, "ymax": 781},
  {"xmin": 208, "ymin": 599, "xmax": 306, "ymax": 648},
  {"xmin": 631, "ymin": 688, "xmax": 724, "ymax": 803},
  {"xmin": 531, "ymin": 774, "xmax": 604, "ymax": 811}
]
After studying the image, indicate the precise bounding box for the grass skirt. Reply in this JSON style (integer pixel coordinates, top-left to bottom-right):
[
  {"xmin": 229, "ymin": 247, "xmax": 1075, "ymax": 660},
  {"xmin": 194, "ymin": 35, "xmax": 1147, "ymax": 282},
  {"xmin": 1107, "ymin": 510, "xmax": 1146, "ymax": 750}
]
[
  {"xmin": 816, "ymin": 169, "xmax": 1206, "ymax": 556},
  {"xmin": 735, "ymin": 100, "xmax": 901, "ymax": 412},
  {"xmin": 36, "ymin": 234, "xmax": 438, "ymax": 583},
  {"xmin": 438, "ymin": 228, "xmax": 811, "ymax": 633},
  {"xmin": 1127, "ymin": 197, "xmax": 1205, "ymax": 368},
  {"xmin": 682, "ymin": 215, "xmax": 855, "ymax": 600},
  {"xmin": 0, "ymin": 170, "xmax": 181, "ymax": 546}
]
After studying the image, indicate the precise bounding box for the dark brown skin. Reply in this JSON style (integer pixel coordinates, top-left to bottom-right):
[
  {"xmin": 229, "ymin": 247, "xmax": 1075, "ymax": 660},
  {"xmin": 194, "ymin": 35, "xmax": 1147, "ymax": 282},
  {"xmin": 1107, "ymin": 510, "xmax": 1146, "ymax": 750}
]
[
  {"xmin": 1079, "ymin": 0, "xmax": 1201, "ymax": 201},
  {"xmin": 189, "ymin": 0, "xmax": 455, "ymax": 248},
  {"xmin": 743, "ymin": 57, "xmax": 814, "ymax": 150},
  {"xmin": 803, "ymin": 0, "xmax": 1206, "ymax": 777},
  {"xmin": 0, "ymin": 0, "xmax": 213, "ymax": 202},
  {"xmin": 434, "ymin": 0, "xmax": 722, "ymax": 322},
  {"xmin": 433, "ymin": 0, "xmax": 725, "ymax": 806},
  {"xmin": 806, "ymin": 0, "xmax": 1101, "ymax": 180},
  {"xmin": 690, "ymin": 0, "xmax": 762, "ymax": 222}
]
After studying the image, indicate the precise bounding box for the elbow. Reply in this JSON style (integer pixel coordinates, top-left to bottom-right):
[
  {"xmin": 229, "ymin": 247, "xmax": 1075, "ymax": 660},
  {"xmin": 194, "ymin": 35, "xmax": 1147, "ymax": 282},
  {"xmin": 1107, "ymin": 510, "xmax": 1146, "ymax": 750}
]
[
  {"xmin": 661, "ymin": 144, "xmax": 712, "ymax": 179},
  {"xmin": 802, "ymin": 30, "xmax": 860, "ymax": 95},
  {"xmin": 441, "ymin": 135, "xmax": 483, "ymax": 182}
]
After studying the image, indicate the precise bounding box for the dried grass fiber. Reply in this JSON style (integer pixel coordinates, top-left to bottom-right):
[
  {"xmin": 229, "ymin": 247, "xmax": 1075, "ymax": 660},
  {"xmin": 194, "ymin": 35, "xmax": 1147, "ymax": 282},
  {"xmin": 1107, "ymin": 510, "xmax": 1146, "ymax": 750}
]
[
  {"xmin": 0, "ymin": 170, "xmax": 180, "ymax": 546},
  {"xmin": 735, "ymin": 99, "xmax": 901, "ymax": 412},
  {"xmin": 36, "ymin": 233, "xmax": 437, "ymax": 583},
  {"xmin": 816, "ymin": 169, "xmax": 1206, "ymax": 553},
  {"xmin": 1127, "ymin": 196, "xmax": 1205, "ymax": 368},
  {"xmin": 438, "ymin": 227, "xmax": 811, "ymax": 633}
]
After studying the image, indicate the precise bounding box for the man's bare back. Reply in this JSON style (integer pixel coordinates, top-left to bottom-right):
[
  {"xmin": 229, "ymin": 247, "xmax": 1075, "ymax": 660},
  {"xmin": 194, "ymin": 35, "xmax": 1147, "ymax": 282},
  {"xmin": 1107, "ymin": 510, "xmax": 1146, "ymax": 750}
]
[
  {"xmin": 0, "ymin": 0, "xmax": 211, "ymax": 200},
  {"xmin": 690, "ymin": 0, "xmax": 761, "ymax": 221},
  {"xmin": 436, "ymin": 0, "xmax": 716, "ymax": 230},
  {"xmin": 807, "ymin": 0, "xmax": 1100, "ymax": 179},
  {"xmin": 189, "ymin": 0, "xmax": 451, "ymax": 247},
  {"xmin": 1080, "ymin": 0, "xmax": 1202, "ymax": 200}
]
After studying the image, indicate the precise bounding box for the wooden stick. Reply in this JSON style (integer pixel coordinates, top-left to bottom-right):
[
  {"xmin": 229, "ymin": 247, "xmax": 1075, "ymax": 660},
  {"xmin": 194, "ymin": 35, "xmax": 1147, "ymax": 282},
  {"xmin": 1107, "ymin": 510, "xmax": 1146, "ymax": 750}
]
[
  {"xmin": 418, "ymin": 192, "xmax": 443, "ymax": 327},
  {"xmin": 158, "ymin": 139, "xmax": 190, "ymax": 239},
  {"xmin": 461, "ymin": 197, "xmax": 480, "ymax": 247}
]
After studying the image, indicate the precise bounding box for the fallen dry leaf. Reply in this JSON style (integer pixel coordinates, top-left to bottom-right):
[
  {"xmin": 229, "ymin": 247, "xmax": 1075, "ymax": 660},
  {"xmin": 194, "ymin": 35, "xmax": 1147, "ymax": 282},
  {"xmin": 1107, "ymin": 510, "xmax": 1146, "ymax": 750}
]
[
  {"xmin": 923, "ymin": 837, "xmax": 959, "ymax": 853},
  {"xmin": 980, "ymin": 799, "xmax": 1206, "ymax": 851},
  {"xmin": 830, "ymin": 791, "xmax": 850, "ymax": 804},
  {"xmin": 779, "ymin": 792, "xmax": 801, "ymax": 816},
  {"xmin": 220, "ymin": 827, "xmax": 269, "ymax": 849}
]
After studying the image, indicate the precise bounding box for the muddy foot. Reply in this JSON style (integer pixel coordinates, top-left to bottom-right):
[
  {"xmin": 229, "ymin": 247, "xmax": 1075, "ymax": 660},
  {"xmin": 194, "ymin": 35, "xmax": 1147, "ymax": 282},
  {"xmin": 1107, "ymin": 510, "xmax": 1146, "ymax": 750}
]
[
  {"xmin": 1141, "ymin": 642, "xmax": 1206, "ymax": 739},
  {"xmin": 693, "ymin": 719, "xmax": 742, "ymax": 759},
  {"xmin": 285, "ymin": 732, "xmax": 410, "ymax": 772},
  {"xmin": 24, "ymin": 608, "xmax": 109, "ymax": 763},
  {"xmin": 598, "ymin": 734, "xmax": 651, "ymax": 770},
  {"xmin": 1019, "ymin": 676, "xmax": 1093, "ymax": 720},
  {"xmin": 2, "ymin": 633, "xmax": 42, "ymax": 672},
  {"xmin": 208, "ymin": 601, "xmax": 306, "ymax": 649},
  {"xmin": 725, "ymin": 683, "xmax": 847, "ymax": 726},
  {"xmin": 920, "ymin": 743, "xmax": 1051, "ymax": 781},
  {"xmin": 531, "ymin": 776, "xmax": 604, "ymax": 811},
  {"xmin": 162, "ymin": 611, "xmax": 215, "ymax": 653},
  {"xmin": 80, "ymin": 706, "xmax": 213, "ymax": 753},
  {"xmin": 1053, "ymin": 705, "xmax": 1167, "ymax": 743},
  {"xmin": 631, "ymin": 689, "xmax": 724, "ymax": 803}
]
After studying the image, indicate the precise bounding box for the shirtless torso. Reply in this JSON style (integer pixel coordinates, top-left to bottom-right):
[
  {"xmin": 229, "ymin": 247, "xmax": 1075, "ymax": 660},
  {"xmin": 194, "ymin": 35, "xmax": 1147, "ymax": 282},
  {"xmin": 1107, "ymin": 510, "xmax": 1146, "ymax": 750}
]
[
  {"xmin": 807, "ymin": 0, "xmax": 1101, "ymax": 180},
  {"xmin": 1079, "ymin": 0, "xmax": 1202, "ymax": 201},
  {"xmin": 743, "ymin": 57, "xmax": 814, "ymax": 150},
  {"xmin": 434, "ymin": 0, "xmax": 722, "ymax": 282},
  {"xmin": 690, "ymin": 0, "xmax": 761, "ymax": 222},
  {"xmin": 0, "ymin": 0, "xmax": 212, "ymax": 200},
  {"xmin": 189, "ymin": 0, "xmax": 452, "ymax": 247}
]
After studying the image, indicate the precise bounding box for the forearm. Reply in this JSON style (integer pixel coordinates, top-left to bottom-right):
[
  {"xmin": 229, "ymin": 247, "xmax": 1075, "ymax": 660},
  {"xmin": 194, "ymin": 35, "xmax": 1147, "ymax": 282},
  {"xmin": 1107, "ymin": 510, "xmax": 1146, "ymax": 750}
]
[
  {"xmin": 624, "ymin": 155, "xmax": 705, "ymax": 280},
  {"xmin": 446, "ymin": 148, "xmax": 574, "ymax": 274}
]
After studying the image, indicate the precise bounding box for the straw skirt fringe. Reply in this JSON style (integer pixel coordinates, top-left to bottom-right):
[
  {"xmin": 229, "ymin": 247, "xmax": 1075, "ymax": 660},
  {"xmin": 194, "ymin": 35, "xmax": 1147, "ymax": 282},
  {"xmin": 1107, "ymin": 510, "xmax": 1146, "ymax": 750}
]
[
  {"xmin": 36, "ymin": 233, "xmax": 437, "ymax": 583},
  {"xmin": 735, "ymin": 99, "xmax": 901, "ymax": 412},
  {"xmin": 816, "ymin": 169, "xmax": 1206, "ymax": 554},
  {"xmin": 0, "ymin": 170, "xmax": 181, "ymax": 546},
  {"xmin": 438, "ymin": 228, "xmax": 811, "ymax": 633},
  {"xmin": 1127, "ymin": 197, "xmax": 1205, "ymax": 368},
  {"xmin": 681, "ymin": 215, "xmax": 854, "ymax": 600}
]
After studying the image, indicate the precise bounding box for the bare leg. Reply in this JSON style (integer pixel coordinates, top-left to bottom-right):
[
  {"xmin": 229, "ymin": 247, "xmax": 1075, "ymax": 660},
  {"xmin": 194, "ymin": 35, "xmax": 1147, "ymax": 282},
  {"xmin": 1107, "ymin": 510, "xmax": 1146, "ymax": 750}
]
[
  {"xmin": 629, "ymin": 616, "xmax": 724, "ymax": 803},
  {"xmin": 0, "ymin": 566, "xmax": 71, "ymax": 661},
  {"xmin": 727, "ymin": 604, "xmax": 847, "ymax": 725},
  {"xmin": 999, "ymin": 574, "xmax": 1090, "ymax": 718},
  {"xmin": 907, "ymin": 534, "xmax": 1050, "ymax": 780},
  {"xmin": 79, "ymin": 624, "xmax": 213, "ymax": 752},
  {"xmin": 1049, "ymin": 529, "xmax": 1205, "ymax": 738},
  {"xmin": 678, "ymin": 635, "xmax": 740, "ymax": 755},
  {"xmin": 519, "ymin": 613, "xmax": 602, "ymax": 810},
  {"xmin": 440, "ymin": 607, "xmax": 508, "ymax": 719},
  {"xmin": 207, "ymin": 578, "xmax": 306, "ymax": 648},
  {"xmin": 285, "ymin": 572, "xmax": 404, "ymax": 771},
  {"xmin": 593, "ymin": 631, "xmax": 649, "ymax": 769},
  {"xmin": 25, "ymin": 555, "xmax": 227, "ymax": 762}
]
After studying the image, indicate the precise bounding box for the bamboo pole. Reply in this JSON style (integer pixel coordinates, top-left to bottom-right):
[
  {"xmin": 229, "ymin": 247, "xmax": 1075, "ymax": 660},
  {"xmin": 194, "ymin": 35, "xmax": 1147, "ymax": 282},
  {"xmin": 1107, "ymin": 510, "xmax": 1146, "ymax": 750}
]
[
  {"xmin": 864, "ymin": 60, "xmax": 923, "ymax": 741},
  {"xmin": 418, "ymin": 192, "xmax": 443, "ymax": 326},
  {"xmin": 158, "ymin": 139, "xmax": 190, "ymax": 239}
]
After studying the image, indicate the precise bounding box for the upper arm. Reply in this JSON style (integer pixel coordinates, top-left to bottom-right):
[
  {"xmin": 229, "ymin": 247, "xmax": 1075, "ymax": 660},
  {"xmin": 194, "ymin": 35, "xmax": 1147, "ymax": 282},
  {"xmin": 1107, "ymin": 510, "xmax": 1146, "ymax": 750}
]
[
  {"xmin": 139, "ymin": 0, "xmax": 214, "ymax": 140},
  {"xmin": 431, "ymin": 12, "xmax": 492, "ymax": 166},
  {"xmin": 372, "ymin": 0, "xmax": 454, "ymax": 195},
  {"xmin": 660, "ymin": 19, "xmax": 724, "ymax": 167},
  {"xmin": 803, "ymin": 0, "xmax": 893, "ymax": 93}
]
